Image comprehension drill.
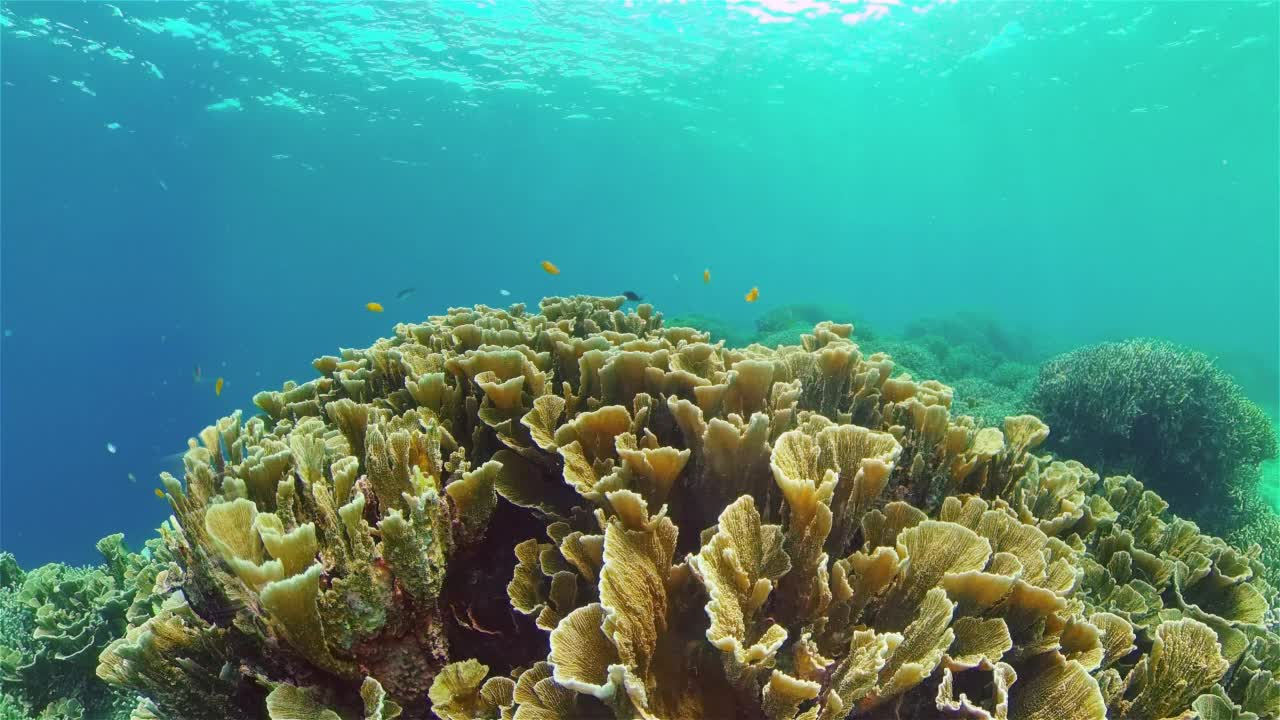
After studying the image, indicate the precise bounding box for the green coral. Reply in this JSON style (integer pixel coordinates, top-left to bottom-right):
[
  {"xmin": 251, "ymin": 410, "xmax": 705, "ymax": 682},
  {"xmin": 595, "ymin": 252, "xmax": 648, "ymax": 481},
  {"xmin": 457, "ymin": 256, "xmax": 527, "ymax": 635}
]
[
  {"xmin": 1033, "ymin": 339, "xmax": 1280, "ymax": 535},
  {"xmin": 0, "ymin": 539, "xmax": 156, "ymax": 720},
  {"xmin": 902, "ymin": 310, "xmax": 1037, "ymax": 364},
  {"xmin": 756, "ymin": 302, "xmax": 874, "ymax": 339},
  {"xmin": 755, "ymin": 323, "xmax": 812, "ymax": 349},
  {"xmin": 987, "ymin": 360, "xmax": 1038, "ymax": 393},
  {"xmin": 0, "ymin": 692, "xmax": 28, "ymax": 720},
  {"xmin": 753, "ymin": 303, "xmax": 874, "ymax": 348},
  {"xmin": 1225, "ymin": 466, "xmax": 1280, "ymax": 586},
  {"xmin": 858, "ymin": 332, "xmax": 1038, "ymax": 428},
  {"xmin": 664, "ymin": 313, "xmax": 752, "ymax": 347},
  {"xmin": 860, "ymin": 337, "xmax": 942, "ymax": 380},
  {"xmin": 0, "ymin": 563, "xmax": 36, "ymax": 689},
  {"xmin": 34, "ymin": 699, "xmax": 84, "ymax": 720},
  {"xmin": 948, "ymin": 376, "xmax": 1031, "ymax": 428},
  {"xmin": 0, "ymin": 555, "xmax": 22, "ymax": 592}
]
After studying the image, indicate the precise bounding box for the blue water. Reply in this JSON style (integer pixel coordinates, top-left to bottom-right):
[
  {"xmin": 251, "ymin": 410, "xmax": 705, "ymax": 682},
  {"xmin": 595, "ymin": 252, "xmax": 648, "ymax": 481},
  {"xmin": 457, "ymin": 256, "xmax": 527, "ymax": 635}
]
[{"xmin": 2, "ymin": 0, "xmax": 1277, "ymax": 566}]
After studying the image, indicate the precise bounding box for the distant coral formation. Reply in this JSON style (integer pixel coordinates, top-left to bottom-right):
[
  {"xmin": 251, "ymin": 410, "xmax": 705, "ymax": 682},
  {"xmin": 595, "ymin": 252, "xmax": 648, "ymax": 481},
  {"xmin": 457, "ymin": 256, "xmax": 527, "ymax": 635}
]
[
  {"xmin": 14, "ymin": 296, "xmax": 1267, "ymax": 720},
  {"xmin": 856, "ymin": 311, "xmax": 1040, "ymax": 430},
  {"xmin": 664, "ymin": 313, "xmax": 752, "ymax": 349},
  {"xmin": 1033, "ymin": 339, "xmax": 1279, "ymax": 548},
  {"xmin": 753, "ymin": 303, "xmax": 873, "ymax": 350}
]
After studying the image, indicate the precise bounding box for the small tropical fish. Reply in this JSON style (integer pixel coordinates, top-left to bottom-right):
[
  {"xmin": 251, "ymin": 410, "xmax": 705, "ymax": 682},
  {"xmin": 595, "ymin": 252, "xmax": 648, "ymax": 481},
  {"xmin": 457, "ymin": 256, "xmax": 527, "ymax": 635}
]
[
  {"xmin": 744, "ymin": 287, "xmax": 760, "ymax": 303},
  {"xmin": 128, "ymin": 472, "xmax": 137, "ymax": 483},
  {"xmin": 703, "ymin": 269, "xmax": 710, "ymax": 283},
  {"xmin": 215, "ymin": 377, "xmax": 225, "ymax": 396},
  {"xmin": 106, "ymin": 442, "xmax": 117, "ymax": 454},
  {"xmin": 395, "ymin": 287, "xmax": 416, "ymax": 301},
  {"xmin": 193, "ymin": 364, "xmax": 201, "ymax": 383},
  {"xmin": 622, "ymin": 291, "xmax": 643, "ymax": 302},
  {"xmin": 541, "ymin": 260, "xmax": 560, "ymax": 275},
  {"xmin": 366, "ymin": 301, "xmax": 384, "ymax": 312},
  {"xmin": 499, "ymin": 289, "xmax": 511, "ymax": 296},
  {"xmin": 154, "ymin": 488, "xmax": 165, "ymax": 498}
]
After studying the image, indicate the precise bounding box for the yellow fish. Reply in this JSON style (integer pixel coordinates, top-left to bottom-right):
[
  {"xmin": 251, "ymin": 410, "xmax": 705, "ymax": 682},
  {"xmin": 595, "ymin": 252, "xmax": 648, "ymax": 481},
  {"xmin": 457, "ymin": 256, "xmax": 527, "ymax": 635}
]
[
  {"xmin": 703, "ymin": 269, "xmax": 710, "ymax": 283},
  {"xmin": 541, "ymin": 260, "xmax": 560, "ymax": 275},
  {"xmin": 744, "ymin": 287, "xmax": 759, "ymax": 303},
  {"xmin": 366, "ymin": 301, "xmax": 384, "ymax": 312},
  {"xmin": 215, "ymin": 377, "xmax": 224, "ymax": 396},
  {"xmin": 154, "ymin": 488, "xmax": 165, "ymax": 498}
]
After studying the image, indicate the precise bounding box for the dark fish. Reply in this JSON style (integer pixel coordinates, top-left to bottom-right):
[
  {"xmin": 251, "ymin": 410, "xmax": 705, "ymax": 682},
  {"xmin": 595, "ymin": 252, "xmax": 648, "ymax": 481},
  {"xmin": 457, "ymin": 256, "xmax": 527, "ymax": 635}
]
[
  {"xmin": 622, "ymin": 291, "xmax": 643, "ymax": 302},
  {"xmin": 396, "ymin": 287, "xmax": 416, "ymax": 301}
]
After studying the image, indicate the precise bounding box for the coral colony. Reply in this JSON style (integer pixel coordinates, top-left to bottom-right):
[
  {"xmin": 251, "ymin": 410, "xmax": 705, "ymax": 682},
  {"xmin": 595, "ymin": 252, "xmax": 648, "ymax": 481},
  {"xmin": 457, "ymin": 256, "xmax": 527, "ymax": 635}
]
[{"xmin": 3, "ymin": 297, "xmax": 1277, "ymax": 719}]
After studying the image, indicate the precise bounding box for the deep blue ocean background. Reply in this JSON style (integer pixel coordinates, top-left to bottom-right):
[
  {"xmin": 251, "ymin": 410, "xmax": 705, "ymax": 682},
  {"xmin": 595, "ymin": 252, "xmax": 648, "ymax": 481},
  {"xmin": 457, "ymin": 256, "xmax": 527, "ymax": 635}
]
[{"xmin": 1, "ymin": 0, "xmax": 1277, "ymax": 567}]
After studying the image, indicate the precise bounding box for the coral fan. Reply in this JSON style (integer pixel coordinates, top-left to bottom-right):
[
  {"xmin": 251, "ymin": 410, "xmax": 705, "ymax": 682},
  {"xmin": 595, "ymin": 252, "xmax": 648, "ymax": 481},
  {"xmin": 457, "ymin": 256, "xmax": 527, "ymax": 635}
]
[
  {"xmin": 93, "ymin": 297, "xmax": 1279, "ymax": 720},
  {"xmin": 1032, "ymin": 339, "xmax": 1279, "ymax": 529}
]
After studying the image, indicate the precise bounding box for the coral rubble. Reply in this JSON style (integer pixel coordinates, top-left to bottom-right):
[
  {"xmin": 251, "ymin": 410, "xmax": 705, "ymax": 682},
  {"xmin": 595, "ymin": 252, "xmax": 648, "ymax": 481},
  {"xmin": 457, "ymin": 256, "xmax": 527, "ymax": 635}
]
[{"xmin": 89, "ymin": 296, "xmax": 1278, "ymax": 719}]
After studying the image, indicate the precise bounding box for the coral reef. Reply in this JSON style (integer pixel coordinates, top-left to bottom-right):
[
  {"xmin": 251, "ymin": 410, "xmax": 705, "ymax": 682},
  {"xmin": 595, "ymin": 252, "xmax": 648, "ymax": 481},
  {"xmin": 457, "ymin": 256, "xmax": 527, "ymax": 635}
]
[
  {"xmin": 1225, "ymin": 465, "xmax": 1280, "ymax": 586},
  {"xmin": 0, "ymin": 536, "xmax": 162, "ymax": 720},
  {"xmin": 1032, "ymin": 339, "xmax": 1279, "ymax": 533},
  {"xmin": 902, "ymin": 311, "xmax": 1038, "ymax": 367},
  {"xmin": 860, "ymin": 320, "xmax": 1039, "ymax": 430},
  {"xmin": 88, "ymin": 297, "xmax": 1279, "ymax": 719},
  {"xmin": 858, "ymin": 338, "xmax": 942, "ymax": 382},
  {"xmin": 665, "ymin": 314, "xmax": 752, "ymax": 349},
  {"xmin": 943, "ymin": 377, "xmax": 1029, "ymax": 429},
  {"xmin": 753, "ymin": 303, "xmax": 873, "ymax": 349}
]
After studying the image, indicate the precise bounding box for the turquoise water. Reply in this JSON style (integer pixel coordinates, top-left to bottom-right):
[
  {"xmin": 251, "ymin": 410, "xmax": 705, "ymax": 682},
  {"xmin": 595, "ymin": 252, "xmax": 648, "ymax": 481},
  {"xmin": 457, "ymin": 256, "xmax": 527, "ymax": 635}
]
[{"xmin": 1, "ymin": 0, "xmax": 1276, "ymax": 565}]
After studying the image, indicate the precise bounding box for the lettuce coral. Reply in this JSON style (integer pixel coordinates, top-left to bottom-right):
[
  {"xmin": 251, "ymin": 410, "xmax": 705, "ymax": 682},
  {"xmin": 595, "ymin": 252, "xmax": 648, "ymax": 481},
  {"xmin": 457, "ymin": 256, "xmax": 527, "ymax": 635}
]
[
  {"xmin": 89, "ymin": 296, "xmax": 1279, "ymax": 720},
  {"xmin": 0, "ymin": 536, "xmax": 164, "ymax": 720}
]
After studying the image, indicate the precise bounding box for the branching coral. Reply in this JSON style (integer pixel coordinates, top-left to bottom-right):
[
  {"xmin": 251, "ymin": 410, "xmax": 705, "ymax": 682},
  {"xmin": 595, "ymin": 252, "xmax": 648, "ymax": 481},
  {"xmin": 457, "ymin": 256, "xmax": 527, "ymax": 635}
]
[
  {"xmin": 88, "ymin": 297, "xmax": 1279, "ymax": 720},
  {"xmin": 1033, "ymin": 339, "xmax": 1279, "ymax": 520}
]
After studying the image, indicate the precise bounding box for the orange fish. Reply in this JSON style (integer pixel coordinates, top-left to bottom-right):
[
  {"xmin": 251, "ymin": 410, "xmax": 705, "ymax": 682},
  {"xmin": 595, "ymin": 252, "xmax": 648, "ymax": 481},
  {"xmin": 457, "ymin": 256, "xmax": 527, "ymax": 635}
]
[
  {"xmin": 744, "ymin": 287, "xmax": 759, "ymax": 303},
  {"xmin": 215, "ymin": 377, "xmax": 224, "ymax": 396},
  {"xmin": 154, "ymin": 488, "xmax": 165, "ymax": 498},
  {"xmin": 366, "ymin": 301, "xmax": 384, "ymax": 312},
  {"xmin": 703, "ymin": 269, "xmax": 710, "ymax": 283},
  {"xmin": 541, "ymin": 260, "xmax": 560, "ymax": 275}
]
